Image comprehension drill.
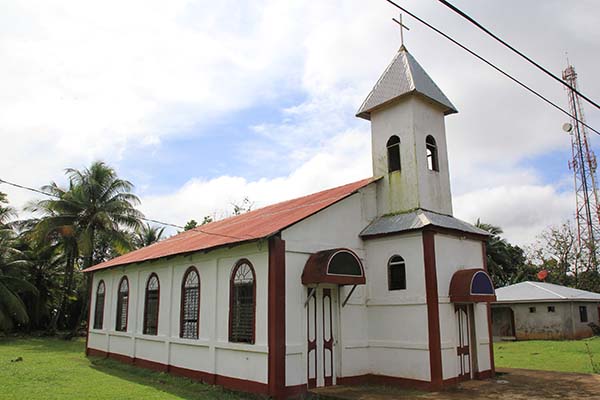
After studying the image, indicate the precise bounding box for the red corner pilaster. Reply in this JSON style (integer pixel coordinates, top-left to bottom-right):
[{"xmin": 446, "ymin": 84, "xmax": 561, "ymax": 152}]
[
  {"xmin": 268, "ymin": 236, "xmax": 286, "ymax": 398},
  {"xmin": 422, "ymin": 230, "xmax": 443, "ymax": 388}
]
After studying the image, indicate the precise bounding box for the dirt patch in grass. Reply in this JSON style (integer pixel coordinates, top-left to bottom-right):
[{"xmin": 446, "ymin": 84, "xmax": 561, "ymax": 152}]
[{"xmin": 312, "ymin": 368, "xmax": 600, "ymax": 400}]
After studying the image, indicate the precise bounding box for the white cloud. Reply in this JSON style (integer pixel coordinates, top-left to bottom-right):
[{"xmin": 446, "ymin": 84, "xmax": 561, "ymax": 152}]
[{"xmin": 140, "ymin": 129, "xmax": 371, "ymax": 228}]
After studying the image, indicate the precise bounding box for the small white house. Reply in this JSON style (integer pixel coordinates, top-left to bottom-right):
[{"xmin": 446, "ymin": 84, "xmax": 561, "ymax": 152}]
[
  {"xmin": 85, "ymin": 45, "xmax": 497, "ymax": 399},
  {"xmin": 492, "ymin": 281, "xmax": 600, "ymax": 341}
]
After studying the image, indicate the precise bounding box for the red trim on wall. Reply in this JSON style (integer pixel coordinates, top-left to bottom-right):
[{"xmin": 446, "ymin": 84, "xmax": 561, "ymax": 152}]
[
  {"xmin": 422, "ymin": 230, "xmax": 443, "ymax": 388},
  {"xmin": 228, "ymin": 258, "xmax": 257, "ymax": 344},
  {"xmin": 482, "ymin": 242, "xmax": 496, "ymax": 377},
  {"xmin": 180, "ymin": 266, "xmax": 201, "ymax": 339},
  {"xmin": 476, "ymin": 369, "xmax": 494, "ymax": 380},
  {"xmin": 87, "ymin": 348, "xmax": 270, "ymax": 395},
  {"xmin": 268, "ymin": 236, "xmax": 287, "ymax": 398},
  {"xmin": 322, "ymin": 288, "xmax": 333, "ymax": 387}
]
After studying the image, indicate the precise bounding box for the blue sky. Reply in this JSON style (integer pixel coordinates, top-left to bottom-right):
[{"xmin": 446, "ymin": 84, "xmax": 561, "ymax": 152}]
[{"xmin": 1, "ymin": 0, "xmax": 599, "ymax": 245}]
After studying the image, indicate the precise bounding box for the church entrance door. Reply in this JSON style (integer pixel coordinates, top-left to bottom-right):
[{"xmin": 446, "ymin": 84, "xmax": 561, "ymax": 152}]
[
  {"xmin": 306, "ymin": 286, "xmax": 338, "ymax": 388},
  {"xmin": 455, "ymin": 304, "xmax": 477, "ymax": 380}
]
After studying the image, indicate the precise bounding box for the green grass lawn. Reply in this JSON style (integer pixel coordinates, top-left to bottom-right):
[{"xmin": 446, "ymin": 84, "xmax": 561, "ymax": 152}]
[
  {"xmin": 0, "ymin": 337, "xmax": 255, "ymax": 400},
  {"xmin": 494, "ymin": 337, "xmax": 600, "ymax": 374}
]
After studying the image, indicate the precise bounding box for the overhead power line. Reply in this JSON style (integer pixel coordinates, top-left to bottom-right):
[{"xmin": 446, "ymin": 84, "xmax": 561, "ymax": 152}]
[
  {"xmin": 0, "ymin": 177, "xmax": 246, "ymax": 241},
  {"xmin": 436, "ymin": 0, "xmax": 600, "ymax": 111},
  {"xmin": 384, "ymin": 0, "xmax": 600, "ymax": 136}
]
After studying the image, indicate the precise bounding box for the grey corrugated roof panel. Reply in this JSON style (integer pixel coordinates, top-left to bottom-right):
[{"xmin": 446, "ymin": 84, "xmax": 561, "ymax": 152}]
[
  {"xmin": 494, "ymin": 281, "xmax": 600, "ymax": 303},
  {"xmin": 357, "ymin": 46, "xmax": 458, "ymax": 120},
  {"xmin": 360, "ymin": 209, "xmax": 489, "ymax": 238}
]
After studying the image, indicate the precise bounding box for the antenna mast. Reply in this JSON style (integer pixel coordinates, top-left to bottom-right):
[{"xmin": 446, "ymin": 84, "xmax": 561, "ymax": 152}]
[{"xmin": 563, "ymin": 63, "xmax": 600, "ymax": 271}]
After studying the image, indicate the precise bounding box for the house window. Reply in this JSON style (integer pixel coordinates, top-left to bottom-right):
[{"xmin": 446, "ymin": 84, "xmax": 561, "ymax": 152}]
[
  {"xmin": 115, "ymin": 277, "xmax": 129, "ymax": 332},
  {"xmin": 387, "ymin": 135, "xmax": 401, "ymax": 172},
  {"xmin": 143, "ymin": 274, "xmax": 160, "ymax": 335},
  {"xmin": 547, "ymin": 306, "xmax": 555, "ymax": 313},
  {"xmin": 426, "ymin": 135, "xmax": 439, "ymax": 171},
  {"xmin": 388, "ymin": 255, "xmax": 406, "ymax": 291},
  {"xmin": 580, "ymin": 306, "xmax": 588, "ymax": 323},
  {"xmin": 229, "ymin": 260, "xmax": 256, "ymax": 343},
  {"xmin": 180, "ymin": 267, "xmax": 200, "ymax": 339},
  {"xmin": 529, "ymin": 307, "xmax": 536, "ymax": 313},
  {"xmin": 93, "ymin": 280, "xmax": 105, "ymax": 330}
]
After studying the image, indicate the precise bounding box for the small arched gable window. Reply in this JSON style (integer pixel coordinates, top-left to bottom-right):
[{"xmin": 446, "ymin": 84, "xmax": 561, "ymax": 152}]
[
  {"xmin": 388, "ymin": 256, "xmax": 406, "ymax": 291},
  {"xmin": 229, "ymin": 260, "xmax": 256, "ymax": 344},
  {"xmin": 180, "ymin": 267, "xmax": 200, "ymax": 339},
  {"xmin": 115, "ymin": 277, "xmax": 129, "ymax": 332},
  {"xmin": 93, "ymin": 280, "xmax": 106, "ymax": 329},
  {"xmin": 143, "ymin": 274, "xmax": 160, "ymax": 335},
  {"xmin": 387, "ymin": 135, "xmax": 401, "ymax": 172},
  {"xmin": 426, "ymin": 135, "xmax": 439, "ymax": 171}
]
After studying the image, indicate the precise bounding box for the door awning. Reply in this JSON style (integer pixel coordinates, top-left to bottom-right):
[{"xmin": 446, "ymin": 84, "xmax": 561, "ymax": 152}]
[
  {"xmin": 301, "ymin": 248, "xmax": 366, "ymax": 285},
  {"xmin": 449, "ymin": 269, "xmax": 496, "ymax": 303}
]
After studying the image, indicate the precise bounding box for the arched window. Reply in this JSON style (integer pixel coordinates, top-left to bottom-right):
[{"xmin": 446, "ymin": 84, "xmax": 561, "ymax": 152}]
[
  {"xmin": 180, "ymin": 267, "xmax": 200, "ymax": 339},
  {"xmin": 143, "ymin": 274, "xmax": 160, "ymax": 335},
  {"xmin": 426, "ymin": 135, "xmax": 439, "ymax": 171},
  {"xmin": 388, "ymin": 255, "xmax": 406, "ymax": 291},
  {"xmin": 115, "ymin": 277, "xmax": 129, "ymax": 332},
  {"xmin": 93, "ymin": 280, "xmax": 106, "ymax": 330},
  {"xmin": 387, "ymin": 135, "xmax": 401, "ymax": 172},
  {"xmin": 229, "ymin": 260, "xmax": 256, "ymax": 344}
]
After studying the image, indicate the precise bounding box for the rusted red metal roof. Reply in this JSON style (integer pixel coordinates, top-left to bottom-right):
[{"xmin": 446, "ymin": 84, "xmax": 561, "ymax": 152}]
[{"xmin": 84, "ymin": 177, "xmax": 376, "ymax": 272}]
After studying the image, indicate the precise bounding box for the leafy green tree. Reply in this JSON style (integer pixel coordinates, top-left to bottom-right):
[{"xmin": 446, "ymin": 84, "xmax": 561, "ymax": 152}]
[
  {"xmin": 184, "ymin": 219, "xmax": 198, "ymax": 231},
  {"xmin": 134, "ymin": 223, "xmax": 165, "ymax": 248},
  {"xmin": 475, "ymin": 219, "xmax": 532, "ymax": 287},
  {"xmin": 28, "ymin": 162, "xmax": 144, "ymax": 331},
  {"xmin": 231, "ymin": 197, "xmax": 253, "ymax": 216},
  {"xmin": 0, "ymin": 192, "xmax": 38, "ymax": 331}
]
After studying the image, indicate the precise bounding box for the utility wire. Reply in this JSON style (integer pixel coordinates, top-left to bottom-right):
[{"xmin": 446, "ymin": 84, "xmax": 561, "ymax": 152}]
[
  {"xmin": 436, "ymin": 0, "xmax": 600, "ymax": 111},
  {"xmin": 384, "ymin": 0, "xmax": 600, "ymax": 136},
  {"xmin": 0, "ymin": 177, "xmax": 247, "ymax": 241}
]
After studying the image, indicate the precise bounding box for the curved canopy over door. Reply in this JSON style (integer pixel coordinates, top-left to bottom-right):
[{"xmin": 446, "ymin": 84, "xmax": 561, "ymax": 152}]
[
  {"xmin": 449, "ymin": 269, "xmax": 496, "ymax": 303},
  {"xmin": 302, "ymin": 248, "xmax": 365, "ymax": 285}
]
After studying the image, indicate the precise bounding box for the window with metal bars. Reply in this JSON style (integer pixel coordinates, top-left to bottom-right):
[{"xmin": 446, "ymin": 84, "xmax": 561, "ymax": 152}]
[
  {"xmin": 229, "ymin": 260, "xmax": 255, "ymax": 344},
  {"xmin": 115, "ymin": 277, "xmax": 129, "ymax": 332},
  {"xmin": 180, "ymin": 267, "xmax": 200, "ymax": 339},
  {"xmin": 143, "ymin": 274, "xmax": 160, "ymax": 335},
  {"xmin": 93, "ymin": 280, "xmax": 105, "ymax": 329}
]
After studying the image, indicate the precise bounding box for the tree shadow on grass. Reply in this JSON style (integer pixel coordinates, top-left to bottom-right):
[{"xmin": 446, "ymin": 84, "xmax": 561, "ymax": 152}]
[{"xmin": 88, "ymin": 356, "xmax": 264, "ymax": 400}]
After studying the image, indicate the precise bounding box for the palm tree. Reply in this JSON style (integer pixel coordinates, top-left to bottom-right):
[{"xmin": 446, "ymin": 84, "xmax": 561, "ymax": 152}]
[
  {"xmin": 0, "ymin": 192, "xmax": 37, "ymax": 331},
  {"xmin": 134, "ymin": 223, "xmax": 166, "ymax": 249},
  {"xmin": 28, "ymin": 162, "xmax": 144, "ymax": 331}
]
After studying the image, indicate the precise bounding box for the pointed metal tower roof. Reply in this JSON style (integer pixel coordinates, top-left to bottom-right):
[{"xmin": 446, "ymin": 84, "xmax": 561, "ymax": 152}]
[{"xmin": 357, "ymin": 46, "xmax": 457, "ymax": 120}]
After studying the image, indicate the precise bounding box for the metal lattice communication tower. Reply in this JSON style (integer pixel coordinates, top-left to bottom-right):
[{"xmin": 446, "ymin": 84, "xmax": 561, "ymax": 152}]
[{"xmin": 563, "ymin": 64, "xmax": 600, "ymax": 270}]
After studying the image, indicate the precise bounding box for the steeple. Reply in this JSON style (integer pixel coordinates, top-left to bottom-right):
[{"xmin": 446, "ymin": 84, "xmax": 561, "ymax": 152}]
[
  {"xmin": 358, "ymin": 46, "xmax": 456, "ymax": 217},
  {"xmin": 357, "ymin": 46, "xmax": 457, "ymax": 120}
]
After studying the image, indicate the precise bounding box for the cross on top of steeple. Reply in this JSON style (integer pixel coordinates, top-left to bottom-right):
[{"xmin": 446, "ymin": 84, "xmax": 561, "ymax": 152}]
[{"xmin": 392, "ymin": 13, "xmax": 410, "ymax": 47}]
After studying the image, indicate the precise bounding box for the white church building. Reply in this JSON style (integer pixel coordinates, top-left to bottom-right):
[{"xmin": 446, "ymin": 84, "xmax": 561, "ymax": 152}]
[{"xmin": 85, "ymin": 45, "xmax": 497, "ymax": 399}]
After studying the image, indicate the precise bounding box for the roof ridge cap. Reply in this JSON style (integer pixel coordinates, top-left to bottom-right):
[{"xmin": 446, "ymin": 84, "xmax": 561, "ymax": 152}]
[{"xmin": 527, "ymin": 281, "xmax": 567, "ymax": 299}]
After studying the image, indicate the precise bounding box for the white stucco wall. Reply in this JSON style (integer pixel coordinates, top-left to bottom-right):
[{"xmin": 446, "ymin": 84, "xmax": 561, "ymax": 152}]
[
  {"xmin": 364, "ymin": 233, "xmax": 431, "ymax": 381},
  {"xmin": 434, "ymin": 234, "xmax": 491, "ymax": 379},
  {"xmin": 87, "ymin": 242, "xmax": 269, "ymax": 384}
]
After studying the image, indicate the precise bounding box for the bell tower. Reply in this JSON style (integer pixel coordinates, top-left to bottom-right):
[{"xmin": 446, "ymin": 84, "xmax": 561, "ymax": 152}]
[{"xmin": 357, "ymin": 46, "xmax": 457, "ymax": 216}]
